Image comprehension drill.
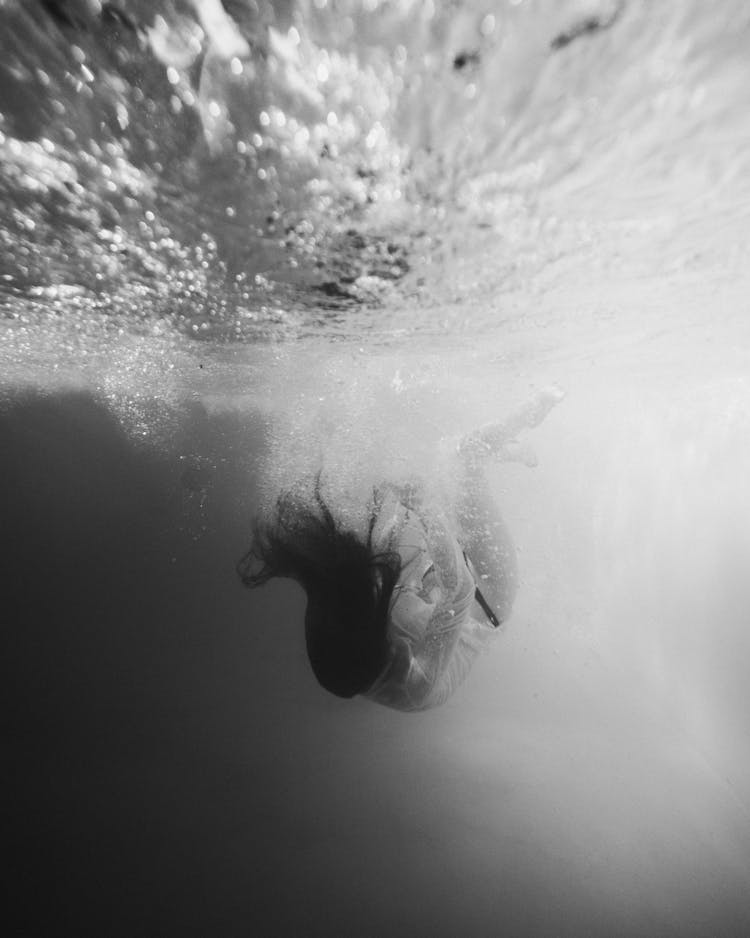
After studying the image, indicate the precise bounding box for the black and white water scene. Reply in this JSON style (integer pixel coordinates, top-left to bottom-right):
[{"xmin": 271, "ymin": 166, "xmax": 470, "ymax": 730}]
[{"xmin": 4, "ymin": 1, "xmax": 750, "ymax": 935}]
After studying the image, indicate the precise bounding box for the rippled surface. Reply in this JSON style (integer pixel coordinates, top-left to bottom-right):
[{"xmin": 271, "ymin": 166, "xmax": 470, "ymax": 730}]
[{"xmin": 3, "ymin": 0, "xmax": 750, "ymax": 365}]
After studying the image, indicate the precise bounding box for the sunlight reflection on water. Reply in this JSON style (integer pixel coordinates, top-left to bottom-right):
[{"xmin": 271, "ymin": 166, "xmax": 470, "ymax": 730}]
[{"xmin": 1, "ymin": 0, "xmax": 749, "ymax": 356}]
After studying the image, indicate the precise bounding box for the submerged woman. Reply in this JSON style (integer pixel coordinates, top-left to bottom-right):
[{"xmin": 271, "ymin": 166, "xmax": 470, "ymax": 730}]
[{"xmin": 239, "ymin": 389, "xmax": 562, "ymax": 711}]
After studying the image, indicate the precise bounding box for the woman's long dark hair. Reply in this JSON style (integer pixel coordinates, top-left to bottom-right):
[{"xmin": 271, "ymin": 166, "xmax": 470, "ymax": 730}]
[{"xmin": 237, "ymin": 474, "xmax": 402, "ymax": 698}]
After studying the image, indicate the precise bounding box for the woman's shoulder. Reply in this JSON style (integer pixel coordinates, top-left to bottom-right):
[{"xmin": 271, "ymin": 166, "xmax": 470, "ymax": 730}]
[{"xmin": 374, "ymin": 479, "xmax": 425, "ymax": 513}]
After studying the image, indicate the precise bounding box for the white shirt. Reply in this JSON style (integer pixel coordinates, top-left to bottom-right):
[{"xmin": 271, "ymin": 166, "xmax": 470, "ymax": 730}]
[{"xmin": 363, "ymin": 488, "xmax": 495, "ymax": 711}]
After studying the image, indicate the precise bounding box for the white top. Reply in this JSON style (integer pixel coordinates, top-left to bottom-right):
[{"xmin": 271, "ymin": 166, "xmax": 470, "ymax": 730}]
[{"xmin": 363, "ymin": 487, "xmax": 495, "ymax": 711}]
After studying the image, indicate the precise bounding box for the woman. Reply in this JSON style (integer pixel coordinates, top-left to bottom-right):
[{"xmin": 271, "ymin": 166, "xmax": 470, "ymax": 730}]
[{"xmin": 238, "ymin": 388, "xmax": 562, "ymax": 711}]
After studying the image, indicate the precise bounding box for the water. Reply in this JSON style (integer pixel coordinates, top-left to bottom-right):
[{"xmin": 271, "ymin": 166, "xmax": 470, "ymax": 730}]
[{"xmin": 4, "ymin": 1, "xmax": 750, "ymax": 935}]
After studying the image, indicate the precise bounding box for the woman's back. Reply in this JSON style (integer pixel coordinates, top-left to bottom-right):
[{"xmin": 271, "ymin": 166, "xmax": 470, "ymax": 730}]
[{"xmin": 363, "ymin": 485, "xmax": 499, "ymax": 711}]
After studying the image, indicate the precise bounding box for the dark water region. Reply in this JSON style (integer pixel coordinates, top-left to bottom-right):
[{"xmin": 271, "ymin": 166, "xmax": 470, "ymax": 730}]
[
  {"xmin": 4, "ymin": 1, "xmax": 750, "ymax": 936},
  {"xmin": 3, "ymin": 390, "xmax": 277, "ymax": 935},
  {"xmin": 6, "ymin": 388, "xmax": 750, "ymax": 938}
]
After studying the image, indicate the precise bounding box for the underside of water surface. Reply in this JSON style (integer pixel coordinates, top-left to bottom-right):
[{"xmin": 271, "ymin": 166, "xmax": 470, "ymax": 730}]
[
  {"xmin": 2, "ymin": 0, "xmax": 748, "ymax": 357},
  {"xmin": 3, "ymin": 3, "xmax": 750, "ymax": 937}
]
